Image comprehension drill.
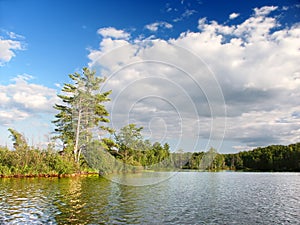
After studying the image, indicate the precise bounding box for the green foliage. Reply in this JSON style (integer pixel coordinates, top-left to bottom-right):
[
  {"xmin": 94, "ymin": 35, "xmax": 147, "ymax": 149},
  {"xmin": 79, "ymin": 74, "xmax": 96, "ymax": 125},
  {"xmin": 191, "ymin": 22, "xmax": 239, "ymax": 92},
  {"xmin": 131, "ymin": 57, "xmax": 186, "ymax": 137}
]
[
  {"xmin": 8, "ymin": 128, "xmax": 28, "ymax": 151},
  {"xmin": 115, "ymin": 124, "xmax": 146, "ymax": 165},
  {"xmin": 232, "ymin": 143, "xmax": 300, "ymax": 171},
  {"xmin": 114, "ymin": 124, "xmax": 171, "ymax": 169},
  {"xmin": 180, "ymin": 143, "xmax": 300, "ymax": 172},
  {"xmin": 1, "ymin": 127, "xmax": 299, "ymax": 176},
  {"xmin": 0, "ymin": 145, "xmax": 79, "ymax": 176},
  {"xmin": 81, "ymin": 140, "xmax": 120, "ymax": 174},
  {"xmin": 53, "ymin": 67, "xmax": 112, "ymax": 163}
]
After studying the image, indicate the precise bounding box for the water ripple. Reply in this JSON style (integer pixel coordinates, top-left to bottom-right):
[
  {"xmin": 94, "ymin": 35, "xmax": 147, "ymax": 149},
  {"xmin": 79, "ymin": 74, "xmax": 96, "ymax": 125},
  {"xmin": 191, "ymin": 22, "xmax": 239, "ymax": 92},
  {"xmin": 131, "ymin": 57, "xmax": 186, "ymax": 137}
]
[{"xmin": 0, "ymin": 173, "xmax": 300, "ymax": 224}]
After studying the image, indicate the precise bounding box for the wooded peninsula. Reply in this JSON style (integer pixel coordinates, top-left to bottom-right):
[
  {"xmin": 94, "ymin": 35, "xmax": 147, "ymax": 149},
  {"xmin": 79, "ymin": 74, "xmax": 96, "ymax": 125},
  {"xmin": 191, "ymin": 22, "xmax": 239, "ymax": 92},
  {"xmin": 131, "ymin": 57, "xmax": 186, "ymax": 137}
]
[{"xmin": 1, "ymin": 68, "xmax": 299, "ymax": 177}]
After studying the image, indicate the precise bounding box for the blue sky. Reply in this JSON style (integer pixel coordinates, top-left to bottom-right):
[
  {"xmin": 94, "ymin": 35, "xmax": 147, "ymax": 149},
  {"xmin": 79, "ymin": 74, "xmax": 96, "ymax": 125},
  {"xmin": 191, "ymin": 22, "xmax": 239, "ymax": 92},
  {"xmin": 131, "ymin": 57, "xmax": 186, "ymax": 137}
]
[{"xmin": 0, "ymin": 0, "xmax": 300, "ymax": 153}]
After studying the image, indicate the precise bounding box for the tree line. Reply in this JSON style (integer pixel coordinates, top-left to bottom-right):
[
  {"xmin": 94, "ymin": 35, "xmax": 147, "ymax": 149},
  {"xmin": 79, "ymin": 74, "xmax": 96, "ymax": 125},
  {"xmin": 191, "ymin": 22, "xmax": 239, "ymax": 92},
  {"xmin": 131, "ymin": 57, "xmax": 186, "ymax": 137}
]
[
  {"xmin": 223, "ymin": 143, "xmax": 300, "ymax": 171},
  {"xmin": 177, "ymin": 143, "xmax": 300, "ymax": 172}
]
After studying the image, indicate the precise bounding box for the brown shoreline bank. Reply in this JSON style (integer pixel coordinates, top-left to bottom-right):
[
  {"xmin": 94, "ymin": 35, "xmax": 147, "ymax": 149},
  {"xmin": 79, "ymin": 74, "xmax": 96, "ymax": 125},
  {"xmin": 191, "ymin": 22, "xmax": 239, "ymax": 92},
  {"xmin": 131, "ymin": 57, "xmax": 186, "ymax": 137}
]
[{"xmin": 0, "ymin": 171, "xmax": 99, "ymax": 179}]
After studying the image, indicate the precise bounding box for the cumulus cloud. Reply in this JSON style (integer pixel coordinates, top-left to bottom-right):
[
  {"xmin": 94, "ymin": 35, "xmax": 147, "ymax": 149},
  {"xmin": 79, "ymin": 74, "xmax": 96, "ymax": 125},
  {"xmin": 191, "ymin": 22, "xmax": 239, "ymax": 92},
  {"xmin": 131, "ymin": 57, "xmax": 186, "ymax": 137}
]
[
  {"xmin": 97, "ymin": 27, "xmax": 130, "ymax": 40},
  {"xmin": 0, "ymin": 30, "xmax": 25, "ymax": 66},
  {"xmin": 229, "ymin": 13, "xmax": 240, "ymax": 20},
  {"xmin": 0, "ymin": 109, "xmax": 29, "ymax": 126},
  {"xmin": 0, "ymin": 39, "xmax": 23, "ymax": 66},
  {"xmin": 145, "ymin": 21, "xmax": 173, "ymax": 32},
  {"xmin": 88, "ymin": 6, "xmax": 300, "ymax": 152},
  {"xmin": 225, "ymin": 107, "xmax": 300, "ymax": 148},
  {"xmin": 254, "ymin": 5, "xmax": 278, "ymax": 16},
  {"xmin": 0, "ymin": 75, "xmax": 59, "ymax": 126}
]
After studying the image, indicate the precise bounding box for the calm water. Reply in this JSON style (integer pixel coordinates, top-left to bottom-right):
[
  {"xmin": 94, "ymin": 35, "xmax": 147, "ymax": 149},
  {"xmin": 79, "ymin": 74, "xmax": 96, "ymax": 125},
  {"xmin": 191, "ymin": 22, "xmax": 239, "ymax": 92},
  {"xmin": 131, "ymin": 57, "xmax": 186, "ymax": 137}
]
[{"xmin": 0, "ymin": 172, "xmax": 299, "ymax": 224}]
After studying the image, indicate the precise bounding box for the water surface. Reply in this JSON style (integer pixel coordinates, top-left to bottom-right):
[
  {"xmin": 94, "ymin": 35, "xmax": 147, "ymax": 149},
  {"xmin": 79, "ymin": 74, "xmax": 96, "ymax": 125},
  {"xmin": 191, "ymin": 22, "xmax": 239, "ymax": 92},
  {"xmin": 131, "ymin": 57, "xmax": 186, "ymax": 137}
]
[{"xmin": 0, "ymin": 172, "xmax": 299, "ymax": 224}]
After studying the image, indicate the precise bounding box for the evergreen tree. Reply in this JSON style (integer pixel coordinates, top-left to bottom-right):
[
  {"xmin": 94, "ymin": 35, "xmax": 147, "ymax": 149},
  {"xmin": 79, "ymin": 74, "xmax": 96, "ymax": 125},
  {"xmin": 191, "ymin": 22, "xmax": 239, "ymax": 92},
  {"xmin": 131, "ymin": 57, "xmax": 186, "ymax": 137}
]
[{"xmin": 53, "ymin": 67, "xmax": 112, "ymax": 163}]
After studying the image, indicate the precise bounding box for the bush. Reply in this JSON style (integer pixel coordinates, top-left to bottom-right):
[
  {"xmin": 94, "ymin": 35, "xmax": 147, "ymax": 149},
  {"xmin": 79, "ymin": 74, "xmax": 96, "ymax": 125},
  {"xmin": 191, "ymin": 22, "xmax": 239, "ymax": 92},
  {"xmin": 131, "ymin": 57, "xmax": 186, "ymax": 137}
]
[{"xmin": 0, "ymin": 146, "xmax": 78, "ymax": 176}]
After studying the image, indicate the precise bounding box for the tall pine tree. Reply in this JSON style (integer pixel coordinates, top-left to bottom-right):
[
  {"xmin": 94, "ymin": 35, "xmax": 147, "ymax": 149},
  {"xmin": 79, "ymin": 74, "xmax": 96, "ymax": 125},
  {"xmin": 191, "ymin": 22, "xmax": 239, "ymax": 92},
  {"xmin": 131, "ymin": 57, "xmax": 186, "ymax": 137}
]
[{"xmin": 53, "ymin": 67, "xmax": 112, "ymax": 163}]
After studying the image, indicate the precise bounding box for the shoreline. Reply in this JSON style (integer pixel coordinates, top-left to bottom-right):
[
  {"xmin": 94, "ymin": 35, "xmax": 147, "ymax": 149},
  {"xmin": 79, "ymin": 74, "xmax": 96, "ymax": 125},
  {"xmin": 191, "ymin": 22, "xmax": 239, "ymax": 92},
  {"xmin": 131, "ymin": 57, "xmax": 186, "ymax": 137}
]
[
  {"xmin": 2, "ymin": 169, "xmax": 299, "ymax": 179},
  {"xmin": 0, "ymin": 171, "xmax": 99, "ymax": 179}
]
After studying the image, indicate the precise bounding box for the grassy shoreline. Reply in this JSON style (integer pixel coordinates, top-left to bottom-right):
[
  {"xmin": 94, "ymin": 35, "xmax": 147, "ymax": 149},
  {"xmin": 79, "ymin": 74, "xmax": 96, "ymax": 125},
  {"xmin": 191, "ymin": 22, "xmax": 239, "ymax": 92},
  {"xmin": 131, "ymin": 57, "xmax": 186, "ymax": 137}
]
[
  {"xmin": 3, "ymin": 168, "xmax": 299, "ymax": 179},
  {"xmin": 0, "ymin": 171, "xmax": 99, "ymax": 179}
]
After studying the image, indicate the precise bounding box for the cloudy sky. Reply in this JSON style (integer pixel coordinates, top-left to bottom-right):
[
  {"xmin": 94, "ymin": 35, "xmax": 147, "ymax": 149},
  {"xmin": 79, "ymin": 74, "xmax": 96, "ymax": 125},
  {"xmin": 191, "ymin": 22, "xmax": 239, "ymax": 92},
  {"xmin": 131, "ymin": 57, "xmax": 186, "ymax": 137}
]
[{"xmin": 0, "ymin": 0, "xmax": 299, "ymax": 153}]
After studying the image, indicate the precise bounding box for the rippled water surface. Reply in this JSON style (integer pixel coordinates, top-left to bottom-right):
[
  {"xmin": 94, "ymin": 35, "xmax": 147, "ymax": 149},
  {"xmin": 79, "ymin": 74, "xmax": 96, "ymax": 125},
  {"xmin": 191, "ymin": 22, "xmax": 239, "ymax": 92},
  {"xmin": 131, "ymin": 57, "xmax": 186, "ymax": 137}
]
[{"xmin": 1, "ymin": 172, "xmax": 300, "ymax": 224}]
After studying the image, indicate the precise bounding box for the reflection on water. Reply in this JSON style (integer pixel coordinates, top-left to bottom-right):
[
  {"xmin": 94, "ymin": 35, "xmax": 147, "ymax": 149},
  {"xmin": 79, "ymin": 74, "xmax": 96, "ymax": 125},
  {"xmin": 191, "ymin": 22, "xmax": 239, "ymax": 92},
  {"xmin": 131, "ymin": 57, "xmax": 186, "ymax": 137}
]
[
  {"xmin": 0, "ymin": 178, "xmax": 57, "ymax": 224},
  {"xmin": 0, "ymin": 172, "xmax": 300, "ymax": 224},
  {"xmin": 0, "ymin": 177, "xmax": 111, "ymax": 224},
  {"xmin": 105, "ymin": 171, "xmax": 177, "ymax": 186}
]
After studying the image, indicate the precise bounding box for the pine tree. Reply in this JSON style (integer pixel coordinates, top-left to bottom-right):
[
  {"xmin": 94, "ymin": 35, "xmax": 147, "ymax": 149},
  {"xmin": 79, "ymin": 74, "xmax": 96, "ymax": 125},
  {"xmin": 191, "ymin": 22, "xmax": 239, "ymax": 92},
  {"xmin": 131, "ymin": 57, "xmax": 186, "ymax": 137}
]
[{"xmin": 53, "ymin": 67, "xmax": 112, "ymax": 163}]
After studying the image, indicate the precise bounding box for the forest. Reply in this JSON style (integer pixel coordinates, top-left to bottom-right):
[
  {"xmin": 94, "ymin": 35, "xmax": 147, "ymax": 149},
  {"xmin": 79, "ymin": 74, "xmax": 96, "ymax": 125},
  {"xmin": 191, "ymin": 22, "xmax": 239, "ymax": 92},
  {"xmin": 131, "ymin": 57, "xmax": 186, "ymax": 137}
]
[
  {"xmin": 181, "ymin": 143, "xmax": 300, "ymax": 172},
  {"xmin": 1, "ymin": 68, "xmax": 299, "ymax": 177}
]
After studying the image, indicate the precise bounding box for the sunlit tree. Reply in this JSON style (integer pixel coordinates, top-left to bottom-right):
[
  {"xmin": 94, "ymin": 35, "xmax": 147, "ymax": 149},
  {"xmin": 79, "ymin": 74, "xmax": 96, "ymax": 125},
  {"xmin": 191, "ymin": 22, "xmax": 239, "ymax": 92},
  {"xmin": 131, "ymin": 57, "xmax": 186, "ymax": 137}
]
[
  {"xmin": 53, "ymin": 67, "xmax": 112, "ymax": 163},
  {"xmin": 8, "ymin": 128, "xmax": 28, "ymax": 151}
]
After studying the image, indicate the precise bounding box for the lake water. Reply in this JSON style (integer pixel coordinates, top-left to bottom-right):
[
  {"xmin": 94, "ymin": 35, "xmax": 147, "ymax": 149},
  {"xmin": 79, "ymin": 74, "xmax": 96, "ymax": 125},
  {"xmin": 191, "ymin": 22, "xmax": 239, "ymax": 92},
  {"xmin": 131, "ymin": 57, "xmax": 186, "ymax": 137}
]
[{"xmin": 0, "ymin": 172, "xmax": 299, "ymax": 224}]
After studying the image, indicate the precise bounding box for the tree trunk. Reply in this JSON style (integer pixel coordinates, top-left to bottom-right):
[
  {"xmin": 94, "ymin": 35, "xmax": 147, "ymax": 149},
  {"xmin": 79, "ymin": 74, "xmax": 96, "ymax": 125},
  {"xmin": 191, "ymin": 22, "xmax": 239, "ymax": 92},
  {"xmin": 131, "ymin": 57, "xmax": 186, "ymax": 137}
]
[{"xmin": 74, "ymin": 109, "xmax": 81, "ymax": 162}]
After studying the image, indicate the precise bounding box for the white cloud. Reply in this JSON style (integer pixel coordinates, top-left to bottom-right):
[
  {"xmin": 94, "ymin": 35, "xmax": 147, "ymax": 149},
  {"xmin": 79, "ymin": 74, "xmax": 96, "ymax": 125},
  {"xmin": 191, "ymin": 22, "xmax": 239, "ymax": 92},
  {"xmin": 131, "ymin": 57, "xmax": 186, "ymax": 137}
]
[
  {"xmin": 12, "ymin": 74, "xmax": 33, "ymax": 82},
  {"xmin": 88, "ymin": 6, "xmax": 300, "ymax": 152},
  {"xmin": 229, "ymin": 13, "xmax": 240, "ymax": 20},
  {"xmin": 224, "ymin": 107, "xmax": 300, "ymax": 147},
  {"xmin": 0, "ymin": 109, "xmax": 29, "ymax": 126},
  {"xmin": 97, "ymin": 27, "xmax": 130, "ymax": 40},
  {"xmin": 0, "ymin": 30, "xmax": 25, "ymax": 66},
  {"xmin": 145, "ymin": 22, "xmax": 173, "ymax": 32},
  {"xmin": 6, "ymin": 31, "xmax": 24, "ymax": 40},
  {"xmin": 54, "ymin": 83, "xmax": 61, "ymax": 88},
  {"xmin": 254, "ymin": 6, "xmax": 278, "ymax": 16},
  {"xmin": 173, "ymin": 9, "xmax": 197, "ymax": 22},
  {"xmin": 0, "ymin": 39, "xmax": 23, "ymax": 66},
  {"xmin": 0, "ymin": 75, "xmax": 59, "ymax": 126},
  {"xmin": 0, "ymin": 73, "xmax": 61, "ymax": 147},
  {"xmin": 232, "ymin": 145, "xmax": 253, "ymax": 152},
  {"xmin": 0, "ymin": 93, "xmax": 9, "ymax": 103}
]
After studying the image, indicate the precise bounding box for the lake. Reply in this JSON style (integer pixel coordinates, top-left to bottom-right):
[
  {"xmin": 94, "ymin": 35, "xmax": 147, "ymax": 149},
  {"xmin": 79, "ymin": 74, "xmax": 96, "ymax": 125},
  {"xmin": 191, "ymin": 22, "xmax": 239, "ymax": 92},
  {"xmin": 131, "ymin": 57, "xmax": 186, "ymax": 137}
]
[{"xmin": 0, "ymin": 172, "xmax": 299, "ymax": 224}]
